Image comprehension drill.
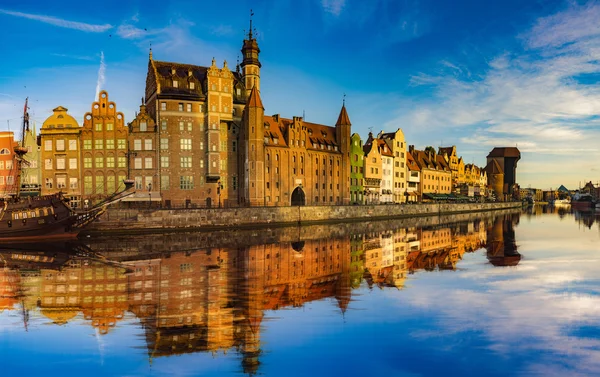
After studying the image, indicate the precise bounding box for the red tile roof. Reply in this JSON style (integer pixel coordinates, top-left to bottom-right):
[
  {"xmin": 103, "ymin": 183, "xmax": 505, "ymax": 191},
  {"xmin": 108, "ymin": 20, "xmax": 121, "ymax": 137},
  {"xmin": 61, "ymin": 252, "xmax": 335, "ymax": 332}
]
[
  {"xmin": 247, "ymin": 85, "xmax": 264, "ymax": 108},
  {"xmin": 335, "ymin": 104, "xmax": 351, "ymax": 126},
  {"xmin": 487, "ymin": 147, "xmax": 520, "ymax": 158}
]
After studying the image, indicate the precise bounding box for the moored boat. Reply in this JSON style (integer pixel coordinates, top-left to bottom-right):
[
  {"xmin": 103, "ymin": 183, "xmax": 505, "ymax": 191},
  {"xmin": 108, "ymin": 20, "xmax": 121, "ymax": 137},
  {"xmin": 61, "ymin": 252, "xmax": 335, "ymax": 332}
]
[
  {"xmin": 570, "ymin": 192, "xmax": 595, "ymax": 211},
  {"xmin": 0, "ymin": 99, "xmax": 134, "ymax": 242}
]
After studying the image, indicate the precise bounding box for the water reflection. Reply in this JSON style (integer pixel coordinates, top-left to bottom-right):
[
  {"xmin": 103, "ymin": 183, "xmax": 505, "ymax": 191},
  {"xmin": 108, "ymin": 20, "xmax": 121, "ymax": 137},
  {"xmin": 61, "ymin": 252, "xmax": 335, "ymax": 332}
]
[{"xmin": 0, "ymin": 210, "xmax": 527, "ymax": 375}]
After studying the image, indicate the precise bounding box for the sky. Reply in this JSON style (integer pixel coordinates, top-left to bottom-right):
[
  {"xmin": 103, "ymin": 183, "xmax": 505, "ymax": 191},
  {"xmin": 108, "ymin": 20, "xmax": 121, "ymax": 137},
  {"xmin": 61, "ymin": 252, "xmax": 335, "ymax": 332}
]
[{"xmin": 0, "ymin": 0, "xmax": 599, "ymax": 190}]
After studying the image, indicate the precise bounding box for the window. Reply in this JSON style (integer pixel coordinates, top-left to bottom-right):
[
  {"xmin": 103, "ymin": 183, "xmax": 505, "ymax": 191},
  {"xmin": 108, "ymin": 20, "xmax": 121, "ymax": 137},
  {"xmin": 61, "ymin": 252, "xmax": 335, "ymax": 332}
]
[
  {"xmin": 161, "ymin": 156, "xmax": 169, "ymax": 168},
  {"xmin": 57, "ymin": 176, "xmax": 66, "ymax": 189},
  {"xmin": 84, "ymin": 157, "xmax": 92, "ymax": 168},
  {"xmin": 173, "ymin": 80, "xmax": 178, "ymax": 88},
  {"xmin": 179, "ymin": 121, "xmax": 184, "ymax": 131},
  {"xmin": 145, "ymin": 157, "xmax": 153, "ymax": 169},
  {"xmin": 144, "ymin": 139, "xmax": 153, "ymax": 150},
  {"xmin": 200, "ymin": 159, "xmax": 204, "ymax": 168},
  {"xmin": 161, "ymin": 120, "xmax": 167, "ymax": 130},
  {"xmin": 69, "ymin": 178, "xmax": 78, "ymax": 189},
  {"xmin": 161, "ymin": 138, "xmax": 168, "ymax": 150},
  {"xmin": 199, "ymin": 141, "xmax": 204, "ymax": 150},
  {"xmin": 180, "ymin": 139, "xmax": 192, "ymax": 150},
  {"xmin": 134, "ymin": 158, "xmax": 142, "ymax": 169},
  {"xmin": 178, "ymin": 103, "xmax": 184, "ymax": 111},
  {"xmin": 186, "ymin": 103, "xmax": 192, "ymax": 112},
  {"xmin": 134, "ymin": 139, "xmax": 142, "ymax": 151},
  {"xmin": 106, "ymin": 123, "xmax": 113, "ymax": 131},
  {"xmin": 83, "ymin": 140, "xmax": 92, "ymax": 150},
  {"xmin": 118, "ymin": 139, "xmax": 126, "ymax": 149},
  {"xmin": 45, "ymin": 159, "xmax": 52, "ymax": 170},
  {"xmin": 56, "ymin": 139, "xmax": 65, "ymax": 151},
  {"xmin": 67, "ymin": 139, "xmax": 77, "ymax": 151},
  {"xmin": 106, "ymin": 157, "xmax": 115, "ymax": 168},
  {"xmin": 95, "ymin": 123, "xmax": 102, "ymax": 131},
  {"xmin": 45, "ymin": 178, "xmax": 53, "ymax": 189},
  {"xmin": 118, "ymin": 156, "xmax": 126, "ymax": 168},
  {"xmin": 135, "ymin": 176, "xmax": 142, "ymax": 190},
  {"xmin": 161, "ymin": 175, "xmax": 170, "ymax": 190},
  {"xmin": 56, "ymin": 157, "xmax": 65, "ymax": 170},
  {"xmin": 189, "ymin": 82, "xmax": 195, "ymax": 90},
  {"xmin": 180, "ymin": 176, "xmax": 194, "ymax": 190},
  {"xmin": 187, "ymin": 122, "xmax": 192, "ymax": 131},
  {"xmin": 180, "ymin": 156, "xmax": 192, "ymax": 168},
  {"xmin": 95, "ymin": 139, "xmax": 103, "ymax": 149},
  {"xmin": 105, "ymin": 139, "xmax": 114, "ymax": 149},
  {"xmin": 95, "ymin": 157, "xmax": 104, "ymax": 168},
  {"xmin": 84, "ymin": 176, "xmax": 92, "ymax": 194},
  {"xmin": 44, "ymin": 140, "xmax": 52, "ymax": 151},
  {"xmin": 161, "ymin": 102, "xmax": 166, "ymax": 111},
  {"xmin": 232, "ymin": 141, "xmax": 236, "ymax": 152}
]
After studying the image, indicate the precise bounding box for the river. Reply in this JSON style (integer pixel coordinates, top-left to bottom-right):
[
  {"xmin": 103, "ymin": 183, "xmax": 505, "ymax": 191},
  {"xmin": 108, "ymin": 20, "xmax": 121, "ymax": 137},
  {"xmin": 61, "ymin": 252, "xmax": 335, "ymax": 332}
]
[{"xmin": 1, "ymin": 205, "xmax": 599, "ymax": 376}]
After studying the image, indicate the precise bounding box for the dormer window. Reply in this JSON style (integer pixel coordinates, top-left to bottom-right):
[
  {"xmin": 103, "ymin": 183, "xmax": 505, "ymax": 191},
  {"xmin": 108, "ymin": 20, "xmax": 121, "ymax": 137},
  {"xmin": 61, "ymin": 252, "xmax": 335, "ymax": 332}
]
[
  {"xmin": 236, "ymin": 88, "xmax": 241, "ymax": 96},
  {"xmin": 189, "ymin": 82, "xmax": 195, "ymax": 90},
  {"xmin": 171, "ymin": 68, "xmax": 176, "ymax": 75},
  {"xmin": 173, "ymin": 80, "xmax": 178, "ymax": 88},
  {"xmin": 264, "ymin": 137, "xmax": 269, "ymax": 144},
  {"xmin": 188, "ymin": 70, "xmax": 192, "ymax": 77}
]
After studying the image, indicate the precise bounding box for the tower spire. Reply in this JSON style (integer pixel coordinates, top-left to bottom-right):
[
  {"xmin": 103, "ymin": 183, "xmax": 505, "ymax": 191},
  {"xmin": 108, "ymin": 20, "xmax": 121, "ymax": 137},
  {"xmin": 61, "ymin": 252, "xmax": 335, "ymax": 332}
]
[{"xmin": 249, "ymin": 9, "xmax": 254, "ymax": 39}]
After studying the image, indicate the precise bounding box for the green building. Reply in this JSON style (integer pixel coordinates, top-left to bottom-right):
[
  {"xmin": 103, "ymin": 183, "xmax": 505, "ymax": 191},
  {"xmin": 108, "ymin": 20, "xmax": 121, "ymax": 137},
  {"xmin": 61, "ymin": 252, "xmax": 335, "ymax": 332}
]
[
  {"xmin": 21, "ymin": 124, "xmax": 41, "ymax": 196},
  {"xmin": 350, "ymin": 133, "xmax": 364, "ymax": 204},
  {"xmin": 349, "ymin": 233, "xmax": 365, "ymax": 289}
]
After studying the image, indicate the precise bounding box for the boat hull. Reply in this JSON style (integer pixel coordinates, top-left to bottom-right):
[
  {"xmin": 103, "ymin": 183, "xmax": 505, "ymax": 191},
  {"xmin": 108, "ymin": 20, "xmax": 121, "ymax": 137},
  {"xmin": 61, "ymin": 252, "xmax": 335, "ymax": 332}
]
[{"xmin": 0, "ymin": 215, "xmax": 79, "ymax": 243}]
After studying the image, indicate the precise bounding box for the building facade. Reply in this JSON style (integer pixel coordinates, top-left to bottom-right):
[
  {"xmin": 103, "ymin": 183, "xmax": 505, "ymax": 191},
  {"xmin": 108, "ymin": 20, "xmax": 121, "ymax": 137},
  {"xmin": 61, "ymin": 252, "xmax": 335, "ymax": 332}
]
[
  {"xmin": 349, "ymin": 133, "xmax": 364, "ymax": 204},
  {"xmin": 39, "ymin": 107, "xmax": 82, "ymax": 207},
  {"xmin": 362, "ymin": 133, "xmax": 382, "ymax": 204},
  {"xmin": 0, "ymin": 132, "xmax": 16, "ymax": 198},
  {"xmin": 379, "ymin": 129, "xmax": 407, "ymax": 203},
  {"xmin": 81, "ymin": 91, "xmax": 128, "ymax": 206}
]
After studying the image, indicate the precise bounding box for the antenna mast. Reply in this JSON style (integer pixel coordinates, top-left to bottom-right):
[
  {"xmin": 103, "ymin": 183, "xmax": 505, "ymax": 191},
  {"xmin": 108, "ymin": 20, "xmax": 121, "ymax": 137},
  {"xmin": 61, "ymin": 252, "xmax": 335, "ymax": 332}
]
[{"xmin": 13, "ymin": 98, "xmax": 29, "ymax": 199}]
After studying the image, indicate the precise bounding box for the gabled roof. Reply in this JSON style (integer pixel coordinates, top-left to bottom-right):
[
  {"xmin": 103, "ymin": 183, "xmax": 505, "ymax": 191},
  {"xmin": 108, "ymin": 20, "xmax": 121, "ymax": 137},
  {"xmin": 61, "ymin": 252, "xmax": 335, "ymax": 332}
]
[
  {"xmin": 406, "ymin": 152, "xmax": 420, "ymax": 171},
  {"xmin": 487, "ymin": 147, "xmax": 520, "ymax": 158},
  {"xmin": 377, "ymin": 139, "xmax": 393, "ymax": 157},
  {"xmin": 557, "ymin": 185, "xmax": 569, "ymax": 192}
]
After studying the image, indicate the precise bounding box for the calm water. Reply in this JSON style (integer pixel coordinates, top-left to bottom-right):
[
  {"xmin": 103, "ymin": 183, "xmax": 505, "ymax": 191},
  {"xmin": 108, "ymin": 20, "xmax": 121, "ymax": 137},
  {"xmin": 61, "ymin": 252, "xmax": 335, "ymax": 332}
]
[{"xmin": 1, "ymin": 206, "xmax": 599, "ymax": 377}]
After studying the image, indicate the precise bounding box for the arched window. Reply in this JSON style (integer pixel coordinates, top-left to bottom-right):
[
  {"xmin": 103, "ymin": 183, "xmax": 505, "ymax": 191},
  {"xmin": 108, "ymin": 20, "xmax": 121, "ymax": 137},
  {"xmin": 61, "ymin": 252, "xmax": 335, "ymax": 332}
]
[{"xmin": 0, "ymin": 148, "xmax": 10, "ymax": 155}]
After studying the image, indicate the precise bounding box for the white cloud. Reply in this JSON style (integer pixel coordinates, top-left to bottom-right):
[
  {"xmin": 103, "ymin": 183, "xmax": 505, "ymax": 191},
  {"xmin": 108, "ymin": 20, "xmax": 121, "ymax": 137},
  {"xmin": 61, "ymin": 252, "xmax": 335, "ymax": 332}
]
[
  {"xmin": 386, "ymin": 3, "xmax": 600, "ymax": 188},
  {"xmin": 0, "ymin": 8, "xmax": 112, "ymax": 32},
  {"xmin": 321, "ymin": 0, "xmax": 346, "ymax": 16}
]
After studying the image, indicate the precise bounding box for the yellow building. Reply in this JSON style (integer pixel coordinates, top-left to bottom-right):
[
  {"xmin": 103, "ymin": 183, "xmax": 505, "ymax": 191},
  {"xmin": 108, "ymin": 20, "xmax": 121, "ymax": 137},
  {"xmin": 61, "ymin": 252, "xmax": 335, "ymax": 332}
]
[
  {"xmin": 409, "ymin": 146, "xmax": 452, "ymax": 198},
  {"xmin": 39, "ymin": 106, "xmax": 82, "ymax": 207},
  {"xmin": 362, "ymin": 133, "xmax": 382, "ymax": 204},
  {"xmin": 379, "ymin": 129, "xmax": 407, "ymax": 203}
]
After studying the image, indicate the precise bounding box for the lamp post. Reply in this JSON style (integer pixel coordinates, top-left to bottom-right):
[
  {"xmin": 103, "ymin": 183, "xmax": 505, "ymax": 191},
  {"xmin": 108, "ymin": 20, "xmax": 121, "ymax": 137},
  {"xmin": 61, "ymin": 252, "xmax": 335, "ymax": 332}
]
[
  {"xmin": 148, "ymin": 182, "xmax": 152, "ymax": 208},
  {"xmin": 217, "ymin": 180, "xmax": 223, "ymax": 208}
]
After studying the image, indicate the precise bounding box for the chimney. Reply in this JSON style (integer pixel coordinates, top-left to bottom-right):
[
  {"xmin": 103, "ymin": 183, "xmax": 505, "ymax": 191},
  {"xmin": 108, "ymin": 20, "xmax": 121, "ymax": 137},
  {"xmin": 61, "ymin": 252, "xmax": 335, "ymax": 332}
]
[
  {"xmin": 409, "ymin": 145, "xmax": 414, "ymax": 153},
  {"xmin": 273, "ymin": 114, "xmax": 279, "ymax": 123}
]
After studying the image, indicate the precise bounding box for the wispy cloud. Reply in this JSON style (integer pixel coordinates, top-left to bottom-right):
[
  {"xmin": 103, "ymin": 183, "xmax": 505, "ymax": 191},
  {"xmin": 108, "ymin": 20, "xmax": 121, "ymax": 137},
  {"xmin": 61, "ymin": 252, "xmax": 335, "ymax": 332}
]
[
  {"xmin": 321, "ymin": 0, "xmax": 346, "ymax": 16},
  {"xmin": 51, "ymin": 53, "xmax": 95, "ymax": 61},
  {"xmin": 0, "ymin": 8, "xmax": 112, "ymax": 32}
]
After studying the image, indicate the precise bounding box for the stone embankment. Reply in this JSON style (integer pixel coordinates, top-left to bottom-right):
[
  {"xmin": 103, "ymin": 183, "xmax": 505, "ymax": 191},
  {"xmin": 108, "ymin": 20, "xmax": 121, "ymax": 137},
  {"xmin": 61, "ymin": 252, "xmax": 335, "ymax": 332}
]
[{"xmin": 83, "ymin": 202, "xmax": 521, "ymax": 236}]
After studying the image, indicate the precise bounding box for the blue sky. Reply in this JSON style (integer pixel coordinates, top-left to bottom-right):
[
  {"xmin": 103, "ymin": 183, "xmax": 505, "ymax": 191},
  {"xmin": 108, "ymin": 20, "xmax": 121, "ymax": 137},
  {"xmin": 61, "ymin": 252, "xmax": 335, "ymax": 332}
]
[{"xmin": 1, "ymin": 0, "xmax": 599, "ymax": 190}]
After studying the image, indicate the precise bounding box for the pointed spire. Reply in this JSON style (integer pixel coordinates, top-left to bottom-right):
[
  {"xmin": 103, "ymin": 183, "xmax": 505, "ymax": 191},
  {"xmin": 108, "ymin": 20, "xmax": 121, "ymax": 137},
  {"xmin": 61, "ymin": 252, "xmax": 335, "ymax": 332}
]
[
  {"xmin": 248, "ymin": 9, "xmax": 254, "ymax": 40},
  {"xmin": 149, "ymin": 44, "xmax": 153, "ymax": 60},
  {"xmin": 335, "ymin": 100, "xmax": 351, "ymax": 126},
  {"xmin": 246, "ymin": 85, "xmax": 264, "ymax": 109}
]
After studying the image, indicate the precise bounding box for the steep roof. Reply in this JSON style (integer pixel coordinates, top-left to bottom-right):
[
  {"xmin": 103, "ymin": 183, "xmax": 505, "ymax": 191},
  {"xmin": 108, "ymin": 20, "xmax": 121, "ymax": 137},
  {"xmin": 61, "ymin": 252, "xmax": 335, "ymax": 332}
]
[
  {"xmin": 263, "ymin": 115, "xmax": 340, "ymax": 152},
  {"xmin": 406, "ymin": 152, "xmax": 420, "ymax": 171},
  {"xmin": 487, "ymin": 147, "xmax": 520, "ymax": 158},
  {"xmin": 486, "ymin": 159, "xmax": 504, "ymax": 174},
  {"xmin": 247, "ymin": 85, "xmax": 264, "ymax": 109},
  {"xmin": 377, "ymin": 139, "xmax": 394, "ymax": 157},
  {"xmin": 335, "ymin": 104, "xmax": 351, "ymax": 126}
]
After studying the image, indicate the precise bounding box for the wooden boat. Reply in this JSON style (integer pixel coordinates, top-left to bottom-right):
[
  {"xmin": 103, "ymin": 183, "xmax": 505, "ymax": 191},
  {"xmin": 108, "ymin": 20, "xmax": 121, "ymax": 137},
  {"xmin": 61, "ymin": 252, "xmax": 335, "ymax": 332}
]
[{"xmin": 0, "ymin": 99, "xmax": 134, "ymax": 242}]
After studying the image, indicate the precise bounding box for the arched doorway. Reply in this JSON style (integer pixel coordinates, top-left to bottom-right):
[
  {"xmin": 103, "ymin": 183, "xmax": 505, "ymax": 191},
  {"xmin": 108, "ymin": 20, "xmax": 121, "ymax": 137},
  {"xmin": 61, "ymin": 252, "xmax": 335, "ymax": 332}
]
[{"xmin": 291, "ymin": 186, "xmax": 306, "ymax": 206}]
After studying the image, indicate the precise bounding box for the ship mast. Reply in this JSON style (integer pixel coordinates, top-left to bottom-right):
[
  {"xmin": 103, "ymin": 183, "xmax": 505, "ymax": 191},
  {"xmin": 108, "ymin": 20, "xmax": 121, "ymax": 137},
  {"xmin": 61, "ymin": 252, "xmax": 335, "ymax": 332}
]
[{"xmin": 13, "ymin": 98, "xmax": 29, "ymax": 200}]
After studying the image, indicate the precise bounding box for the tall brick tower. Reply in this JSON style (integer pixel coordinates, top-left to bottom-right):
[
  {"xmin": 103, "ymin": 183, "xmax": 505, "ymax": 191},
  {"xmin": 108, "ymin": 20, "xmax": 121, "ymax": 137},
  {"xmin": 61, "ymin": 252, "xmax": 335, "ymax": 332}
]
[
  {"xmin": 335, "ymin": 101, "xmax": 352, "ymax": 205},
  {"xmin": 242, "ymin": 85, "xmax": 265, "ymax": 206}
]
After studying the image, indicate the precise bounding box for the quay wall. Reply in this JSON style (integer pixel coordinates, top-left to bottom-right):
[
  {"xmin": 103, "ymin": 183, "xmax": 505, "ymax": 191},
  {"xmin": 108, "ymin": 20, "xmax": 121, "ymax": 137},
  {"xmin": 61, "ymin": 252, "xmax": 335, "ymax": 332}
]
[{"xmin": 83, "ymin": 202, "xmax": 521, "ymax": 235}]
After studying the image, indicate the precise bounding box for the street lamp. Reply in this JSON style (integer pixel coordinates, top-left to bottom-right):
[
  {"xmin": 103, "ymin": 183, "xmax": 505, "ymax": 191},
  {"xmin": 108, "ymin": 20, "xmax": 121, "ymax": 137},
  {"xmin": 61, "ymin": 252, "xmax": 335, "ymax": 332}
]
[{"xmin": 217, "ymin": 180, "xmax": 223, "ymax": 208}]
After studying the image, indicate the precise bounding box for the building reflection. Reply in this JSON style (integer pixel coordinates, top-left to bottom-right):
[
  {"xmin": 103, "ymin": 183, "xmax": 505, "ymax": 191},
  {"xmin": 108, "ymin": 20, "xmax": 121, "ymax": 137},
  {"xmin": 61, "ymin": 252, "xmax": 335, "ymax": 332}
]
[
  {"xmin": 0, "ymin": 211, "xmax": 523, "ymax": 374},
  {"xmin": 486, "ymin": 214, "xmax": 521, "ymax": 267}
]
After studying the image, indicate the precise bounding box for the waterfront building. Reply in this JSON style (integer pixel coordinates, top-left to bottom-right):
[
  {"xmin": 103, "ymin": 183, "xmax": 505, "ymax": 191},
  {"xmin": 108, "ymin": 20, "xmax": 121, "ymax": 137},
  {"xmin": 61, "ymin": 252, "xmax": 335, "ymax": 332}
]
[
  {"xmin": 439, "ymin": 146, "xmax": 464, "ymax": 191},
  {"xmin": 125, "ymin": 100, "xmax": 160, "ymax": 205},
  {"xmin": 0, "ymin": 131, "xmax": 17, "ymax": 199},
  {"xmin": 406, "ymin": 151, "xmax": 420, "ymax": 202},
  {"xmin": 21, "ymin": 125, "xmax": 41, "ymax": 195},
  {"xmin": 39, "ymin": 107, "xmax": 82, "ymax": 207},
  {"xmin": 378, "ymin": 139, "xmax": 394, "ymax": 203},
  {"xmin": 362, "ymin": 133, "xmax": 382, "ymax": 204},
  {"xmin": 81, "ymin": 91, "xmax": 128, "ymax": 206},
  {"xmin": 350, "ymin": 133, "xmax": 364, "ymax": 204},
  {"xmin": 409, "ymin": 146, "xmax": 452, "ymax": 199},
  {"xmin": 485, "ymin": 147, "xmax": 520, "ymax": 202},
  {"xmin": 379, "ymin": 129, "xmax": 407, "ymax": 203},
  {"xmin": 143, "ymin": 26, "xmax": 352, "ymax": 208},
  {"xmin": 242, "ymin": 90, "xmax": 352, "ymax": 207}
]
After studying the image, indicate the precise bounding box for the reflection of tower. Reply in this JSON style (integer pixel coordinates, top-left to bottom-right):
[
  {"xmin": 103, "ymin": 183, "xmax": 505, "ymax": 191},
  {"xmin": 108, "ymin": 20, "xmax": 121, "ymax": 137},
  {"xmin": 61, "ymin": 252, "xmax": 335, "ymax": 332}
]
[{"xmin": 486, "ymin": 214, "xmax": 521, "ymax": 266}]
